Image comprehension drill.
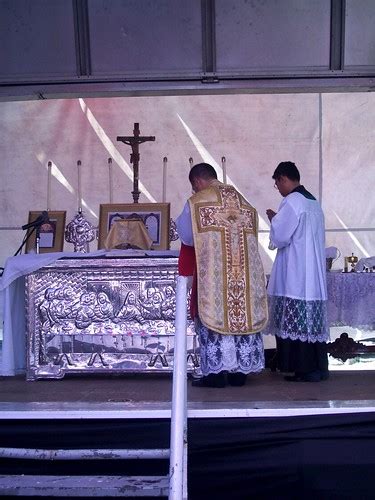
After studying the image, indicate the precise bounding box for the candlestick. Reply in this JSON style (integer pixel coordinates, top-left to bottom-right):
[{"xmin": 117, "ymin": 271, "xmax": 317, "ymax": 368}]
[
  {"xmin": 47, "ymin": 161, "xmax": 52, "ymax": 211},
  {"xmin": 162, "ymin": 157, "xmax": 167, "ymax": 202},
  {"xmin": 77, "ymin": 160, "xmax": 82, "ymax": 212},
  {"xmin": 189, "ymin": 157, "xmax": 194, "ymax": 169},
  {"xmin": 108, "ymin": 157, "xmax": 113, "ymax": 203},
  {"xmin": 221, "ymin": 156, "xmax": 227, "ymax": 184}
]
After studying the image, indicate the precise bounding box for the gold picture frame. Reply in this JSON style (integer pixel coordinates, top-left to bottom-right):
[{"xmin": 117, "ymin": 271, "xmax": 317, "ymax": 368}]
[
  {"xmin": 98, "ymin": 203, "xmax": 170, "ymax": 250},
  {"xmin": 25, "ymin": 211, "xmax": 66, "ymax": 254}
]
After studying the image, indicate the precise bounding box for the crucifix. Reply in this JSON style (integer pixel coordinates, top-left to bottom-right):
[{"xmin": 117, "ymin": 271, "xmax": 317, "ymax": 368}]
[{"xmin": 117, "ymin": 123, "xmax": 155, "ymax": 203}]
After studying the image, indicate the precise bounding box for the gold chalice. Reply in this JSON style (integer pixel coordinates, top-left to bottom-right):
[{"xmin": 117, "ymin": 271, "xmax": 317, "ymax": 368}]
[{"xmin": 346, "ymin": 253, "xmax": 358, "ymax": 272}]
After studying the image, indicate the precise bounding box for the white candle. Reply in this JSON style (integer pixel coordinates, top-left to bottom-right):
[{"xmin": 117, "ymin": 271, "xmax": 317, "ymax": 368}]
[
  {"xmin": 189, "ymin": 157, "xmax": 193, "ymax": 169},
  {"xmin": 47, "ymin": 161, "xmax": 52, "ymax": 211},
  {"xmin": 77, "ymin": 160, "xmax": 82, "ymax": 212},
  {"xmin": 221, "ymin": 156, "xmax": 227, "ymax": 184},
  {"xmin": 162, "ymin": 157, "xmax": 167, "ymax": 202},
  {"xmin": 108, "ymin": 158, "xmax": 113, "ymax": 203}
]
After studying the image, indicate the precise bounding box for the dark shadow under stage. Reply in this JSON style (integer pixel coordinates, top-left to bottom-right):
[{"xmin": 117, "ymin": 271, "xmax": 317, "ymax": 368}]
[{"xmin": 1, "ymin": 370, "xmax": 375, "ymax": 499}]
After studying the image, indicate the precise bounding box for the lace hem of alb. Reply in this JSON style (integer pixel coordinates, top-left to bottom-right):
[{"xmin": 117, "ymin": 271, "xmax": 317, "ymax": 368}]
[{"xmin": 197, "ymin": 319, "xmax": 265, "ymax": 376}]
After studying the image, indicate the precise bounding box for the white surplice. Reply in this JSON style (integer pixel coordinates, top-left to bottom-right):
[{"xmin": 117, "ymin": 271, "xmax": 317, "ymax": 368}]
[{"xmin": 265, "ymin": 189, "xmax": 329, "ymax": 343}]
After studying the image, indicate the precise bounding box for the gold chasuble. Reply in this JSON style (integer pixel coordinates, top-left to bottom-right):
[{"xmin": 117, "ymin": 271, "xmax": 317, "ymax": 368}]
[{"xmin": 189, "ymin": 180, "xmax": 268, "ymax": 335}]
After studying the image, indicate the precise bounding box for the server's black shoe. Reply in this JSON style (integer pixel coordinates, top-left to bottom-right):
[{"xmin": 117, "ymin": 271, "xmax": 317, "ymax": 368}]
[
  {"xmin": 284, "ymin": 373, "xmax": 307, "ymax": 382},
  {"xmin": 285, "ymin": 370, "xmax": 323, "ymax": 382}
]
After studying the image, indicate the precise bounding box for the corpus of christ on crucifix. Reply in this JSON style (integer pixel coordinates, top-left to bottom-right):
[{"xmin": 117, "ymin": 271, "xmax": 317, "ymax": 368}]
[{"xmin": 117, "ymin": 123, "xmax": 155, "ymax": 204}]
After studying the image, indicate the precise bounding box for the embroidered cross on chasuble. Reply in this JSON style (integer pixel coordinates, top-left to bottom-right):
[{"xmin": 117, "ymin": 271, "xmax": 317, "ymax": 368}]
[{"xmin": 189, "ymin": 181, "xmax": 268, "ymax": 335}]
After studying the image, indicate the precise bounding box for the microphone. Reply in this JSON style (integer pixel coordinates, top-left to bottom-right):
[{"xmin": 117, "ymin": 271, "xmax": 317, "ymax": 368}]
[{"xmin": 22, "ymin": 211, "xmax": 49, "ymax": 231}]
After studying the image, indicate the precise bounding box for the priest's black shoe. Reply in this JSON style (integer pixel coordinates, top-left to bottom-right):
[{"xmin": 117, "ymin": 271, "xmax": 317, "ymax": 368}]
[
  {"xmin": 191, "ymin": 372, "xmax": 226, "ymax": 388},
  {"xmin": 284, "ymin": 373, "xmax": 307, "ymax": 382},
  {"xmin": 285, "ymin": 370, "xmax": 328, "ymax": 382},
  {"xmin": 227, "ymin": 372, "xmax": 247, "ymax": 387}
]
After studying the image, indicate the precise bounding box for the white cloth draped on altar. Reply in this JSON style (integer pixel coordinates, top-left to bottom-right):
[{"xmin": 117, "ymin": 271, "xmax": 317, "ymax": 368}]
[{"xmin": 326, "ymin": 271, "xmax": 375, "ymax": 331}]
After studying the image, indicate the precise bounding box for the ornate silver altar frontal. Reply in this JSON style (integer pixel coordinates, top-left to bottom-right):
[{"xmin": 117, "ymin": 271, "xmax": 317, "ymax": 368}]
[{"xmin": 25, "ymin": 256, "xmax": 198, "ymax": 381}]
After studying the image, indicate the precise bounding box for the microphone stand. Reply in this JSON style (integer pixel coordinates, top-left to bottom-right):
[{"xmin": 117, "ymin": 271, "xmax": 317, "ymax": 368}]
[
  {"xmin": 35, "ymin": 225, "xmax": 41, "ymax": 254},
  {"xmin": 15, "ymin": 212, "xmax": 49, "ymax": 257},
  {"xmin": 14, "ymin": 226, "xmax": 37, "ymax": 257}
]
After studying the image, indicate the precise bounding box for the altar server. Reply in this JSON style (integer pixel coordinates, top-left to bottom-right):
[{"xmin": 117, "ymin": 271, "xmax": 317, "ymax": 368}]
[
  {"xmin": 176, "ymin": 163, "xmax": 268, "ymax": 387},
  {"xmin": 265, "ymin": 161, "xmax": 329, "ymax": 382}
]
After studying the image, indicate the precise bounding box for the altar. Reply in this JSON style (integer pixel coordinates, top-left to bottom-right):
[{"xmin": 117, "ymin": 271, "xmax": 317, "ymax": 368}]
[{"xmin": 0, "ymin": 250, "xmax": 198, "ymax": 380}]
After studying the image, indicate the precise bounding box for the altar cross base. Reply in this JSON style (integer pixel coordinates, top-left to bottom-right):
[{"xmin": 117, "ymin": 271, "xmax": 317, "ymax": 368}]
[{"xmin": 117, "ymin": 123, "xmax": 155, "ymax": 203}]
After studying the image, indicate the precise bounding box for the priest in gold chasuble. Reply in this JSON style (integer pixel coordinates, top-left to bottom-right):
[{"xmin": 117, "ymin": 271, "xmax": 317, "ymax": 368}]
[{"xmin": 176, "ymin": 163, "xmax": 268, "ymax": 388}]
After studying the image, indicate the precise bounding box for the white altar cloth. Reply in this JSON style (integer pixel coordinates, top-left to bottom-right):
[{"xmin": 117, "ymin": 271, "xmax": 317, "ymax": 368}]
[
  {"xmin": 326, "ymin": 271, "xmax": 375, "ymax": 330},
  {"xmin": 0, "ymin": 249, "xmax": 178, "ymax": 376}
]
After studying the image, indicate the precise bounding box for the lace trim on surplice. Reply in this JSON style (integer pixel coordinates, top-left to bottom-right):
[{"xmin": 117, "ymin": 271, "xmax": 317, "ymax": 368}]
[{"xmin": 263, "ymin": 295, "xmax": 329, "ymax": 343}]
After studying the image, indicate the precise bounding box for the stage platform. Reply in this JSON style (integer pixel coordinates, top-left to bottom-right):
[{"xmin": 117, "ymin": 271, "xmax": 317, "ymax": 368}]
[
  {"xmin": 0, "ymin": 369, "xmax": 375, "ymax": 417},
  {"xmin": 1, "ymin": 370, "xmax": 375, "ymax": 498}
]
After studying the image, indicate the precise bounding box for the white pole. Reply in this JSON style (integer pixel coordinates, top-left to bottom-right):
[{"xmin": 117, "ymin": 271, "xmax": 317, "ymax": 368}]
[
  {"xmin": 169, "ymin": 276, "xmax": 188, "ymax": 500},
  {"xmin": 0, "ymin": 447, "xmax": 170, "ymax": 460}
]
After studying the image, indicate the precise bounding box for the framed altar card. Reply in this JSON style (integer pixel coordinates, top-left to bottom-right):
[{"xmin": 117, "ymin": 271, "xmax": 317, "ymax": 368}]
[
  {"xmin": 98, "ymin": 203, "xmax": 170, "ymax": 250},
  {"xmin": 25, "ymin": 211, "xmax": 66, "ymax": 254}
]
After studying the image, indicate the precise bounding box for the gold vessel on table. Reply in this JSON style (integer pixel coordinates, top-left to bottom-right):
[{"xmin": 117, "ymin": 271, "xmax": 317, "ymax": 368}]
[{"xmin": 344, "ymin": 253, "xmax": 358, "ymax": 272}]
